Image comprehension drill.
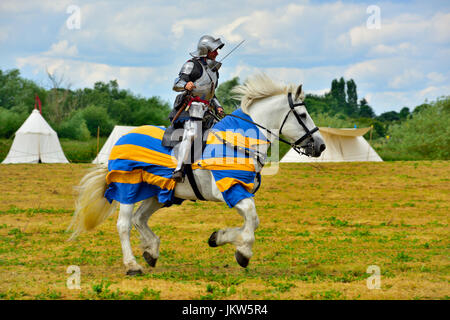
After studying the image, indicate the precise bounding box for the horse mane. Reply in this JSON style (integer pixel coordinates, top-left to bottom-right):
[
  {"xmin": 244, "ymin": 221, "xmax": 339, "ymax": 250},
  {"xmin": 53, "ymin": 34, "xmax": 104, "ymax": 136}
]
[{"xmin": 231, "ymin": 73, "xmax": 303, "ymax": 113}]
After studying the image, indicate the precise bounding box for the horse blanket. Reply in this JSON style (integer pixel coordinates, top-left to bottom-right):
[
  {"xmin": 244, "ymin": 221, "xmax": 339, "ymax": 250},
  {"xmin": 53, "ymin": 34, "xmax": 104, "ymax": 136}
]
[{"xmin": 104, "ymin": 109, "xmax": 269, "ymax": 208}]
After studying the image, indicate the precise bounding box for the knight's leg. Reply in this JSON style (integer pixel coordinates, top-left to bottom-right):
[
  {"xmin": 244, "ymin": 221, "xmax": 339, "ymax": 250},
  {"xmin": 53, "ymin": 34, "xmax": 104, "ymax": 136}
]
[
  {"xmin": 117, "ymin": 203, "xmax": 143, "ymax": 275},
  {"xmin": 132, "ymin": 197, "xmax": 163, "ymax": 267},
  {"xmin": 208, "ymin": 198, "xmax": 259, "ymax": 268},
  {"xmin": 172, "ymin": 120, "xmax": 198, "ymax": 180}
]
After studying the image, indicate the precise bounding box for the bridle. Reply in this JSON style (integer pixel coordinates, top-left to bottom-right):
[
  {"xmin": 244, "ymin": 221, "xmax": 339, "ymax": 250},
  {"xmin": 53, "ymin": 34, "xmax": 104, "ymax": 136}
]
[
  {"xmin": 219, "ymin": 92, "xmax": 319, "ymax": 156},
  {"xmin": 279, "ymin": 92, "xmax": 319, "ymax": 155}
]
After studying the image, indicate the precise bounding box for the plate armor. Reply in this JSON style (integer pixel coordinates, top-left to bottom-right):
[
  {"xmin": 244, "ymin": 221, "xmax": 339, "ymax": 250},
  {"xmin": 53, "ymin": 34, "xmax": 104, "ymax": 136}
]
[{"xmin": 171, "ymin": 35, "xmax": 225, "ymax": 181}]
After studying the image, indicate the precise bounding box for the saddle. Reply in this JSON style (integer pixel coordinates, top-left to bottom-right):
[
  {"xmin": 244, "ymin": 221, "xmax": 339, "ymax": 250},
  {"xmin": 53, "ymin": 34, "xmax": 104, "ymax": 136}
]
[{"xmin": 161, "ymin": 110, "xmax": 217, "ymax": 148}]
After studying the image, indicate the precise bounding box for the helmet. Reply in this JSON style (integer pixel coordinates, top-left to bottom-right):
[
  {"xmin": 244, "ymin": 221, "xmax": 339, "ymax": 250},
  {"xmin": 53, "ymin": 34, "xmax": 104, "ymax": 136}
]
[{"xmin": 190, "ymin": 35, "xmax": 224, "ymax": 58}]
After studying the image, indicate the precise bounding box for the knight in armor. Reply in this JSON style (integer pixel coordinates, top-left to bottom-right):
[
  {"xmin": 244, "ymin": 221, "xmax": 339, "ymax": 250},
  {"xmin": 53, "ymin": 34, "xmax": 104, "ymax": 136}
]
[{"xmin": 170, "ymin": 35, "xmax": 225, "ymax": 182}]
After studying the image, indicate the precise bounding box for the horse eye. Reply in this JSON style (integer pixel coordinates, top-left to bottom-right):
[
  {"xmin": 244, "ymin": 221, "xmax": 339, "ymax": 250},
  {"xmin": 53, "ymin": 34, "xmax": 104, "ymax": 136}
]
[{"xmin": 299, "ymin": 113, "xmax": 307, "ymax": 119}]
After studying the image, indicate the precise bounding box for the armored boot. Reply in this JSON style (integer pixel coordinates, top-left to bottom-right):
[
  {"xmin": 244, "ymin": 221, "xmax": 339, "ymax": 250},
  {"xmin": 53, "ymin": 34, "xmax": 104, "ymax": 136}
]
[
  {"xmin": 171, "ymin": 166, "xmax": 184, "ymax": 182},
  {"xmin": 172, "ymin": 120, "xmax": 198, "ymax": 182}
]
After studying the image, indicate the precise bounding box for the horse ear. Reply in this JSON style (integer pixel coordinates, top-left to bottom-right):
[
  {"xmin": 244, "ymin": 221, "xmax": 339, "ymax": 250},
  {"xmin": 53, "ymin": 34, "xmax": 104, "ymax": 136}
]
[{"xmin": 295, "ymin": 84, "xmax": 303, "ymax": 101}]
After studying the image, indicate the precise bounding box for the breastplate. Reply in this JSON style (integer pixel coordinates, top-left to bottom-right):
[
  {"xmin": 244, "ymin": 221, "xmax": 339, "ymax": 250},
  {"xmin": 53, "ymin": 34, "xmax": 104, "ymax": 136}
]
[{"xmin": 191, "ymin": 63, "xmax": 217, "ymax": 101}]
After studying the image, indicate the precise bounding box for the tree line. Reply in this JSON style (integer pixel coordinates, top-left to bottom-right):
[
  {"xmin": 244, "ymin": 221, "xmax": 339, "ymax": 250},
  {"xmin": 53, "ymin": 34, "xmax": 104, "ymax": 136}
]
[
  {"xmin": 1, "ymin": 68, "xmax": 448, "ymax": 161},
  {"xmin": 0, "ymin": 68, "xmax": 171, "ymax": 140},
  {"xmin": 216, "ymin": 76, "xmax": 434, "ymax": 140}
]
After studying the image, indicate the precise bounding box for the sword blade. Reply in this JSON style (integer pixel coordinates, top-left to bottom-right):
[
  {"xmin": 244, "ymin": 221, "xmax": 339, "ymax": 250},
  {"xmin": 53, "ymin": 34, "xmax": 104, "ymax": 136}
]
[{"xmin": 219, "ymin": 39, "xmax": 245, "ymax": 63}]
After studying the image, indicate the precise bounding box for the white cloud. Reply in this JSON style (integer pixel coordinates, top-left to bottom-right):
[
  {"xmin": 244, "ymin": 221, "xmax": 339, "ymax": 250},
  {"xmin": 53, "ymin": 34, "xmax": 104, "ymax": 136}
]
[
  {"xmin": 388, "ymin": 69, "xmax": 423, "ymax": 89},
  {"xmin": 15, "ymin": 55, "xmax": 168, "ymax": 94},
  {"xmin": 368, "ymin": 42, "xmax": 418, "ymax": 56},
  {"xmin": 214, "ymin": 16, "xmax": 252, "ymax": 44},
  {"xmin": 426, "ymin": 72, "xmax": 446, "ymax": 83},
  {"xmin": 348, "ymin": 14, "xmax": 430, "ymax": 47},
  {"xmin": 418, "ymin": 85, "xmax": 450, "ymax": 99},
  {"xmin": 2, "ymin": 0, "xmax": 449, "ymax": 115},
  {"xmin": 0, "ymin": 0, "xmax": 72, "ymax": 13},
  {"xmin": 44, "ymin": 40, "xmax": 78, "ymax": 57}
]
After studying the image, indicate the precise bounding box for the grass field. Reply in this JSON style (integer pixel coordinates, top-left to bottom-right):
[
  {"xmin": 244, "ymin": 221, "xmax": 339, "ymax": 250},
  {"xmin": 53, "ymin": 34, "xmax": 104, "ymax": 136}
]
[{"xmin": 0, "ymin": 161, "xmax": 448, "ymax": 300}]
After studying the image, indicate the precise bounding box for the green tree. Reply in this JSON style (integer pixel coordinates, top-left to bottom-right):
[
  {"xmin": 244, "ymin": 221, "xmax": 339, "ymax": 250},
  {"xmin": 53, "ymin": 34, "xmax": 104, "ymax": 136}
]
[
  {"xmin": 82, "ymin": 105, "xmax": 116, "ymax": 136},
  {"xmin": 216, "ymin": 77, "xmax": 241, "ymax": 114},
  {"xmin": 0, "ymin": 69, "xmax": 46, "ymax": 111},
  {"xmin": 0, "ymin": 107, "xmax": 28, "ymax": 138},
  {"xmin": 346, "ymin": 79, "xmax": 359, "ymax": 116},
  {"xmin": 377, "ymin": 111, "xmax": 400, "ymax": 122},
  {"xmin": 57, "ymin": 111, "xmax": 91, "ymax": 141},
  {"xmin": 413, "ymin": 103, "xmax": 431, "ymax": 114},
  {"xmin": 329, "ymin": 77, "xmax": 346, "ymax": 115},
  {"xmin": 381, "ymin": 96, "xmax": 450, "ymax": 160},
  {"xmin": 399, "ymin": 107, "xmax": 410, "ymax": 121},
  {"xmin": 359, "ymin": 98, "xmax": 375, "ymax": 118}
]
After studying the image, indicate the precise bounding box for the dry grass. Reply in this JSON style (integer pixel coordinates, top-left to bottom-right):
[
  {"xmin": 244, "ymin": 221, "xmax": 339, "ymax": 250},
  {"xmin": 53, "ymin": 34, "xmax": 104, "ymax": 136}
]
[{"xmin": 0, "ymin": 161, "xmax": 448, "ymax": 300}]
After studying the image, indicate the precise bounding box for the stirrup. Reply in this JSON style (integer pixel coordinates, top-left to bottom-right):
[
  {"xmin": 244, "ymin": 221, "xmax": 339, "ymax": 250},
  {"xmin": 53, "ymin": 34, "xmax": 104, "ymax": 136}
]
[{"xmin": 172, "ymin": 169, "xmax": 184, "ymax": 183}]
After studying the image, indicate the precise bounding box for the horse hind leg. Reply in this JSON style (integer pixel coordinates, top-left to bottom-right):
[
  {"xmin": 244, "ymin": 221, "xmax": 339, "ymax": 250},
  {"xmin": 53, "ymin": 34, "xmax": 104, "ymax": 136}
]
[
  {"xmin": 132, "ymin": 197, "xmax": 163, "ymax": 268},
  {"xmin": 117, "ymin": 203, "xmax": 144, "ymax": 275}
]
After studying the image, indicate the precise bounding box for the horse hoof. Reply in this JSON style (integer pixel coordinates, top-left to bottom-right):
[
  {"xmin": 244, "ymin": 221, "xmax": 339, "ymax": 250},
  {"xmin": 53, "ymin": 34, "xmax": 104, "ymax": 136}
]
[
  {"xmin": 208, "ymin": 231, "xmax": 218, "ymax": 247},
  {"xmin": 143, "ymin": 251, "xmax": 158, "ymax": 267},
  {"xmin": 126, "ymin": 269, "xmax": 143, "ymax": 276},
  {"xmin": 235, "ymin": 251, "xmax": 249, "ymax": 268}
]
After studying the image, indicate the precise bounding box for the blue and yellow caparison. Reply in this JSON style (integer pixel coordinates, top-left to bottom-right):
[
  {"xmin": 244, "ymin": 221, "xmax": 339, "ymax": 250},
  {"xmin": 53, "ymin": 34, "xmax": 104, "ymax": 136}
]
[{"xmin": 105, "ymin": 109, "xmax": 269, "ymax": 208}]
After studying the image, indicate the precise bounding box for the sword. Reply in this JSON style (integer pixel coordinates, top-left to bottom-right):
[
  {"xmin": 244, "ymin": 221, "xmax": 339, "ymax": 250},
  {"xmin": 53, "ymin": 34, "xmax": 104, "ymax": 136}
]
[
  {"xmin": 211, "ymin": 39, "xmax": 245, "ymax": 72},
  {"xmin": 171, "ymin": 91, "xmax": 192, "ymax": 125}
]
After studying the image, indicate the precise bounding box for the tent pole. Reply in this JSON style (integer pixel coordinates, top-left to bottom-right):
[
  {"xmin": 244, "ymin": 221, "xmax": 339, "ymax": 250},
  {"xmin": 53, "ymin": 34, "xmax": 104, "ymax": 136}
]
[
  {"xmin": 96, "ymin": 126, "xmax": 100, "ymax": 164},
  {"xmin": 367, "ymin": 125, "xmax": 373, "ymax": 160}
]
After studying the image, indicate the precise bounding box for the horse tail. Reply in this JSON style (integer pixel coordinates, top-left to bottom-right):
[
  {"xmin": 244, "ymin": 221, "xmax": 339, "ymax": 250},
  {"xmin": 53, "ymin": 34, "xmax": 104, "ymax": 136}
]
[{"xmin": 68, "ymin": 165, "xmax": 117, "ymax": 240}]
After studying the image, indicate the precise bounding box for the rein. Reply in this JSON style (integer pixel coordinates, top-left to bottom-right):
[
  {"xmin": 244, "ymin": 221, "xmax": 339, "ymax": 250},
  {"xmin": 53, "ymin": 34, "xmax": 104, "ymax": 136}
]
[{"xmin": 220, "ymin": 93, "xmax": 319, "ymax": 156}]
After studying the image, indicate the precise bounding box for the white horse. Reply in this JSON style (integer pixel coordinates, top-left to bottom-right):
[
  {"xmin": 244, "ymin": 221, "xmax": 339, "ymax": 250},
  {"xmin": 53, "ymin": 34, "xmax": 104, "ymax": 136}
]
[{"xmin": 68, "ymin": 74, "xmax": 325, "ymax": 275}]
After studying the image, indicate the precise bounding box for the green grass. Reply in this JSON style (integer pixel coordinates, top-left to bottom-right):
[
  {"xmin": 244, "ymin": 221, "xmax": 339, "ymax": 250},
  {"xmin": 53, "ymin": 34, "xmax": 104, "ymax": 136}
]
[{"xmin": 0, "ymin": 161, "xmax": 448, "ymax": 300}]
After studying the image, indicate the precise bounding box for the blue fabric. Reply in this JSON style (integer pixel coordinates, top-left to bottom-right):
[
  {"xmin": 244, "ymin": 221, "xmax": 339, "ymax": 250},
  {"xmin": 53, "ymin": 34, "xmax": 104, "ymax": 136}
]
[{"xmin": 104, "ymin": 109, "xmax": 269, "ymax": 208}]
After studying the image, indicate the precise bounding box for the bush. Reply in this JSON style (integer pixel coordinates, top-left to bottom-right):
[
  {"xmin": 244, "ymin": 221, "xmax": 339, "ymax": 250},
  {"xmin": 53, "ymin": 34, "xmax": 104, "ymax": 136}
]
[
  {"xmin": 60, "ymin": 137, "xmax": 107, "ymax": 163},
  {"xmin": 311, "ymin": 112, "xmax": 355, "ymax": 128},
  {"xmin": 82, "ymin": 105, "xmax": 116, "ymax": 136},
  {"xmin": 0, "ymin": 138, "xmax": 13, "ymax": 162},
  {"xmin": 0, "ymin": 107, "xmax": 27, "ymax": 138},
  {"xmin": 379, "ymin": 96, "xmax": 450, "ymax": 160},
  {"xmin": 57, "ymin": 111, "xmax": 91, "ymax": 141}
]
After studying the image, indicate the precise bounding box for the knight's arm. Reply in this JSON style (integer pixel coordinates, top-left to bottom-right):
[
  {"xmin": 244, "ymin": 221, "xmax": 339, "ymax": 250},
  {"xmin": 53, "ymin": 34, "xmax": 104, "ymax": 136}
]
[
  {"xmin": 173, "ymin": 61, "xmax": 194, "ymax": 92},
  {"xmin": 210, "ymin": 96, "xmax": 223, "ymax": 112}
]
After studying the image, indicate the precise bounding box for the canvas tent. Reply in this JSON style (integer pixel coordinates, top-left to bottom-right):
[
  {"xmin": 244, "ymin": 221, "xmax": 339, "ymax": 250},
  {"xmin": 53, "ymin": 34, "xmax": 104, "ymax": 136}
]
[
  {"xmin": 280, "ymin": 127, "xmax": 382, "ymax": 162},
  {"xmin": 2, "ymin": 109, "xmax": 69, "ymax": 164},
  {"xmin": 92, "ymin": 125, "xmax": 137, "ymax": 164}
]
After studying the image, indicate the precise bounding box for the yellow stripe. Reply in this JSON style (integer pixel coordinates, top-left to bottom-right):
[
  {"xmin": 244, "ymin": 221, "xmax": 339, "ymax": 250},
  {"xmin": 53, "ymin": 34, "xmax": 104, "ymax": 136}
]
[
  {"xmin": 206, "ymin": 131, "xmax": 269, "ymax": 149},
  {"xmin": 192, "ymin": 157, "xmax": 255, "ymax": 171},
  {"xmin": 215, "ymin": 177, "xmax": 254, "ymax": 193},
  {"xmin": 106, "ymin": 169, "xmax": 175, "ymax": 190},
  {"xmin": 128, "ymin": 125, "xmax": 165, "ymax": 140},
  {"xmin": 109, "ymin": 144, "xmax": 177, "ymax": 168}
]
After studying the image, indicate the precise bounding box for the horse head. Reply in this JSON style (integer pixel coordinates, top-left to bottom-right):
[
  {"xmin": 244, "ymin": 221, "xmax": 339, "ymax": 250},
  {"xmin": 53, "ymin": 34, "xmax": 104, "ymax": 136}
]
[
  {"xmin": 232, "ymin": 74, "xmax": 326, "ymax": 158},
  {"xmin": 278, "ymin": 84, "xmax": 326, "ymax": 158}
]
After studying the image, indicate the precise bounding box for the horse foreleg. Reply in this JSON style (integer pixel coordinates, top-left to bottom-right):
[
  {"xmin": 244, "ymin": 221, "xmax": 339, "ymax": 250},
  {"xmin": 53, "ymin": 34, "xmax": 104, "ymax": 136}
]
[
  {"xmin": 132, "ymin": 197, "xmax": 163, "ymax": 267},
  {"xmin": 209, "ymin": 197, "xmax": 259, "ymax": 268},
  {"xmin": 117, "ymin": 203, "xmax": 143, "ymax": 275}
]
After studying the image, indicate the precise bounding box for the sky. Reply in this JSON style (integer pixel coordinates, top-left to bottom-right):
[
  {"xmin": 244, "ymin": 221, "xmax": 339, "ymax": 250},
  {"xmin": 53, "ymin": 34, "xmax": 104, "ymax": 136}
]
[{"xmin": 0, "ymin": 0, "xmax": 449, "ymax": 115}]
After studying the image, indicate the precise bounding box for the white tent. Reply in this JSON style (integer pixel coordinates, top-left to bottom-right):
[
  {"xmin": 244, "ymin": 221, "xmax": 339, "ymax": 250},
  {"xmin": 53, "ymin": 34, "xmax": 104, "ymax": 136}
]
[
  {"xmin": 2, "ymin": 109, "xmax": 69, "ymax": 164},
  {"xmin": 280, "ymin": 127, "xmax": 383, "ymax": 162},
  {"xmin": 92, "ymin": 125, "xmax": 137, "ymax": 164}
]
